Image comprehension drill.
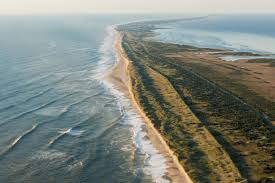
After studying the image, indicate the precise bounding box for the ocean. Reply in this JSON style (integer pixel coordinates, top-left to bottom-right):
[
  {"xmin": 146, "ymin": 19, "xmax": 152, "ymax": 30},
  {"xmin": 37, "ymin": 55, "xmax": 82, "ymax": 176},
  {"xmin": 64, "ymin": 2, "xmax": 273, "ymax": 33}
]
[
  {"xmin": 0, "ymin": 15, "xmax": 170, "ymax": 183},
  {"xmin": 1, "ymin": 14, "xmax": 273, "ymax": 183},
  {"xmin": 154, "ymin": 14, "xmax": 275, "ymax": 60}
]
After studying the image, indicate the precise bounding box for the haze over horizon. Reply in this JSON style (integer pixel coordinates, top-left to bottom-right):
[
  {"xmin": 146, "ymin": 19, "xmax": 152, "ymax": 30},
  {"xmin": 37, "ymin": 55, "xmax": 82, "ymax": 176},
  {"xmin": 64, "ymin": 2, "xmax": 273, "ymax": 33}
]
[{"xmin": 0, "ymin": 0, "xmax": 275, "ymax": 15}]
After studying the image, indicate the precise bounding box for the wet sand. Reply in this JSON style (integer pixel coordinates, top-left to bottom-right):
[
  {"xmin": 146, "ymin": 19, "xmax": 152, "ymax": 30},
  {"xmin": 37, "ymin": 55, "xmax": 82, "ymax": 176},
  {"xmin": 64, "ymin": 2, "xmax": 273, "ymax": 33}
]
[{"xmin": 107, "ymin": 31, "xmax": 193, "ymax": 183}]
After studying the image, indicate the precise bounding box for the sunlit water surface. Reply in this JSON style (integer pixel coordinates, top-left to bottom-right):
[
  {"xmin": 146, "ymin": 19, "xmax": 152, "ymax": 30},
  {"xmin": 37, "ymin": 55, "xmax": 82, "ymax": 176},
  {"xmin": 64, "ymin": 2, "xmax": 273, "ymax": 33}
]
[{"xmin": 0, "ymin": 15, "xmax": 171, "ymax": 183}]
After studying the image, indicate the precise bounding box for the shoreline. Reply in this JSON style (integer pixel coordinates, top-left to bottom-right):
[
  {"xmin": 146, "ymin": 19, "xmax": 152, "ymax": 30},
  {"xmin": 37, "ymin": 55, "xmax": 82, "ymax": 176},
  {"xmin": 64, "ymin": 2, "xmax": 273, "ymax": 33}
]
[{"xmin": 107, "ymin": 31, "xmax": 193, "ymax": 183}]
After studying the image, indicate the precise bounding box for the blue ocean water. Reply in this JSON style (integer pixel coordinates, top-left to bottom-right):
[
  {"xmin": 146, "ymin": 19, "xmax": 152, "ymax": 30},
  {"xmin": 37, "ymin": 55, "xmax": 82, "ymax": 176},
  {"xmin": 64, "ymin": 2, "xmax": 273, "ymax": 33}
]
[
  {"xmin": 2, "ymin": 14, "xmax": 273, "ymax": 182},
  {"xmin": 0, "ymin": 15, "xmax": 171, "ymax": 183},
  {"xmin": 155, "ymin": 14, "xmax": 275, "ymax": 55}
]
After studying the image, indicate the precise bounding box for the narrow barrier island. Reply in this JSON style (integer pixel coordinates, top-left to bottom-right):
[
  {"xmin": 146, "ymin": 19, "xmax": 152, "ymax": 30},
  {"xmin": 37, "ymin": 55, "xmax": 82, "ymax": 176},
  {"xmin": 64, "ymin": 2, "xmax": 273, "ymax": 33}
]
[{"xmin": 116, "ymin": 20, "xmax": 275, "ymax": 183}]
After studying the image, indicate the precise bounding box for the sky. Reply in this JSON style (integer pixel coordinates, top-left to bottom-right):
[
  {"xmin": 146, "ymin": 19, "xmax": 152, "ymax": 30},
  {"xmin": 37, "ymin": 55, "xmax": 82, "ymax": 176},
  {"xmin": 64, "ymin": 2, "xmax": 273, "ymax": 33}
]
[{"xmin": 0, "ymin": 0, "xmax": 275, "ymax": 14}]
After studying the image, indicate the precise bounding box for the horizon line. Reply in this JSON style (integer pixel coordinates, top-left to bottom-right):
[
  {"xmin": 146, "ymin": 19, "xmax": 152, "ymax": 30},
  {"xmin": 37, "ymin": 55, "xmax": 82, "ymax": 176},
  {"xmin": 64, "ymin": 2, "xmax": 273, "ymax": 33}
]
[{"xmin": 0, "ymin": 11, "xmax": 275, "ymax": 16}]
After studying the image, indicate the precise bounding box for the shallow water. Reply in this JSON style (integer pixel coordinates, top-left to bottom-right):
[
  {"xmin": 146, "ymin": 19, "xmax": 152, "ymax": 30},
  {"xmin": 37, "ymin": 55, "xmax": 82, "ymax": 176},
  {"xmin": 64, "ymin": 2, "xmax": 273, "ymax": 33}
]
[
  {"xmin": 0, "ymin": 15, "xmax": 171, "ymax": 183},
  {"xmin": 154, "ymin": 15, "xmax": 275, "ymax": 55},
  {"xmin": 220, "ymin": 55, "xmax": 275, "ymax": 61}
]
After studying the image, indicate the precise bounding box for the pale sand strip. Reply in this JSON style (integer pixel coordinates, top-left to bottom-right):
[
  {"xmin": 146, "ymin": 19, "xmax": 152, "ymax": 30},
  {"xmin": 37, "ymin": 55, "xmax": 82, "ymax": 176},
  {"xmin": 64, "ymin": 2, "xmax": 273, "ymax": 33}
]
[{"xmin": 107, "ymin": 31, "xmax": 193, "ymax": 183}]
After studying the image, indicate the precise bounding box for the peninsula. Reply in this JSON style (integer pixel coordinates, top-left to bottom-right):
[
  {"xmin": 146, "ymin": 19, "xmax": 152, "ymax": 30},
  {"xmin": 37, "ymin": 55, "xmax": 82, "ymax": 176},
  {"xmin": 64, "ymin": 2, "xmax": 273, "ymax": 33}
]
[{"xmin": 112, "ymin": 19, "xmax": 275, "ymax": 183}]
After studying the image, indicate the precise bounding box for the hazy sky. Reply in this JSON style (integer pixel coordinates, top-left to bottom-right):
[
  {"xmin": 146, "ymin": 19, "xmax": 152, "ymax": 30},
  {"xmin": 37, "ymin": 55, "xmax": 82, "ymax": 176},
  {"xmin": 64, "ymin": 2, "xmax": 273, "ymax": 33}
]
[{"xmin": 1, "ymin": 0, "xmax": 275, "ymax": 14}]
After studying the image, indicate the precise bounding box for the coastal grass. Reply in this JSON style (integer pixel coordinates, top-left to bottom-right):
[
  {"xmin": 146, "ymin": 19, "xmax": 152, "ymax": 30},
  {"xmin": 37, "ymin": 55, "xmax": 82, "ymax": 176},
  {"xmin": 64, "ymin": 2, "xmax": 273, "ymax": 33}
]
[
  {"xmin": 118, "ymin": 22, "xmax": 275, "ymax": 183},
  {"xmin": 123, "ymin": 32, "xmax": 243, "ymax": 182}
]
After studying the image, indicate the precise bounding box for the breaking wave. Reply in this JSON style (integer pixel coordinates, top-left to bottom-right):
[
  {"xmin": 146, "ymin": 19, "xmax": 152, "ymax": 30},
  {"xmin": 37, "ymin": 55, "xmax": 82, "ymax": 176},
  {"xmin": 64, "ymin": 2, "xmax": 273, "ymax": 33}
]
[
  {"xmin": 100, "ymin": 26, "xmax": 170, "ymax": 183},
  {"xmin": 0, "ymin": 124, "xmax": 39, "ymax": 158}
]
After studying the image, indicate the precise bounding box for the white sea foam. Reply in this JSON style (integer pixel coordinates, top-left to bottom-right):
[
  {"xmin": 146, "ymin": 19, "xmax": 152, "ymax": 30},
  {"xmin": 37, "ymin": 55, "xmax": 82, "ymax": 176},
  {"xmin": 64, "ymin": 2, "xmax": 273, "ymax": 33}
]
[
  {"xmin": 0, "ymin": 124, "xmax": 39, "ymax": 157},
  {"xmin": 11, "ymin": 136, "xmax": 22, "ymax": 146},
  {"xmin": 58, "ymin": 127, "xmax": 84, "ymax": 136},
  {"xmin": 103, "ymin": 80, "xmax": 169, "ymax": 183},
  {"xmin": 12, "ymin": 124, "xmax": 38, "ymax": 146},
  {"xmin": 121, "ymin": 144, "xmax": 133, "ymax": 152},
  {"xmin": 32, "ymin": 150, "xmax": 67, "ymax": 161},
  {"xmin": 35, "ymin": 106, "xmax": 68, "ymax": 117},
  {"xmin": 98, "ymin": 26, "xmax": 170, "ymax": 183},
  {"xmin": 67, "ymin": 160, "xmax": 83, "ymax": 171},
  {"xmin": 59, "ymin": 128, "xmax": 72, "ymax": 134},
  {"xmin": 94, "ymin": 25, "xmax": 116, "ymax": 79},
  {"xmin": 68, "ymin": 129, "xmax": 85, "ymax": 136},
  {"xmin": 49, "ymin": 127, "xmax": 84, "ymax": 145}
]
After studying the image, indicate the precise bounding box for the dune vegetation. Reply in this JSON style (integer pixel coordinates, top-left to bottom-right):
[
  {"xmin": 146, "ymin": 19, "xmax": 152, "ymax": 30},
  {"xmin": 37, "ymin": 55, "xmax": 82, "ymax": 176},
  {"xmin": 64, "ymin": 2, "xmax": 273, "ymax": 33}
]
[{"xmin": 117, "ymin": 21, "xmax": 275, "ymax": 183}]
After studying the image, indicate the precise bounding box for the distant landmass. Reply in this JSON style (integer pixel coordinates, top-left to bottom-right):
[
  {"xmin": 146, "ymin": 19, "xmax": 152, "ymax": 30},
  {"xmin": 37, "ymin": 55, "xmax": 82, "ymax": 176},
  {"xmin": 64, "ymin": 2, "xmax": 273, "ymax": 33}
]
[{"xmin": 114, "ymin": 17, "xmax": 275, "ymax": 183}]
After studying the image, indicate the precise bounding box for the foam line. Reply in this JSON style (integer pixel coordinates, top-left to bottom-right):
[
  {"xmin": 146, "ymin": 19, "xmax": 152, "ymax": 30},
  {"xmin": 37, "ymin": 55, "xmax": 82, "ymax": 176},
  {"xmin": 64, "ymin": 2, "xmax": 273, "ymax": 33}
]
[
  {"xmin": 0, "ymin": 124, "xmax": 39, "ymax": 158},
  {"xmin": 99, "ymin": 26, "xmax": 170, "ymax": 183}
]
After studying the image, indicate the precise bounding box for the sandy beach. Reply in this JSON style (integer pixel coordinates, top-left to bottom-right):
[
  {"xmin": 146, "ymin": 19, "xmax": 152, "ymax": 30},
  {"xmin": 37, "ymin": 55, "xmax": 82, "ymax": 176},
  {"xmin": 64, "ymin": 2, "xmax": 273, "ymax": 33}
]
[{"xmin": 107, "ymin": 31, "xmax": 193, "ymax": 183}]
